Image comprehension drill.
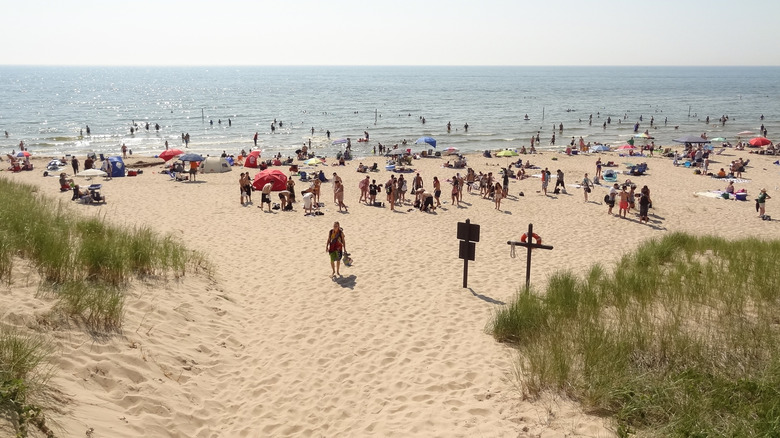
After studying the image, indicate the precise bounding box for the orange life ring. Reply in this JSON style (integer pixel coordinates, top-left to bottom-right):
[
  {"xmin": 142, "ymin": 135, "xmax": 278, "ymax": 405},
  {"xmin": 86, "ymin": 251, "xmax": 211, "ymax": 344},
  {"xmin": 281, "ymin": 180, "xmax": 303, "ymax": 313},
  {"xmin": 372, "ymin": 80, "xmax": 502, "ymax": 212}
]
[{"xmin": 520, "ymin": 232, "xmax": 542, "ymax": 246}]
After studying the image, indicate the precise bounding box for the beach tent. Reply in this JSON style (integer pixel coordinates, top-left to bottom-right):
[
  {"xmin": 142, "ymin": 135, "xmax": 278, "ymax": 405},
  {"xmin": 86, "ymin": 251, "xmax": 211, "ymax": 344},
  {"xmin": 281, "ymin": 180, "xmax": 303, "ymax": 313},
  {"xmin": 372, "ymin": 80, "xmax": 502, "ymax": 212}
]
[
  {"xmin": 201, "ymin": 156, "xmax": 232, "ymax": 173},
  {"xmin": 244, "ymin": 150, "xmax": 261, "ymax": 168},
  {"xmin": 252, "ymin": 168, "xmax": 287, "ymax": 191},
  {"xmin": 107, "ymin": 156, "xmax": 126, "ymax": 177}
]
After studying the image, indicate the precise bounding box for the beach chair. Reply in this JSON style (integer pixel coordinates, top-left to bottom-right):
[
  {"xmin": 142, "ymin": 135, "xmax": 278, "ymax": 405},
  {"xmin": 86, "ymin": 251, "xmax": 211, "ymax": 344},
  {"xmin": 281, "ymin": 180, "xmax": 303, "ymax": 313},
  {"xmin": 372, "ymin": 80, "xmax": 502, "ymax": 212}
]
[
  {"xmin": 300, "ymin": 171, "xmax": 309, "ymax": 182},
  {"xmin": 370, "ymin": 163, "xmax": 379, "ymax": 172}
]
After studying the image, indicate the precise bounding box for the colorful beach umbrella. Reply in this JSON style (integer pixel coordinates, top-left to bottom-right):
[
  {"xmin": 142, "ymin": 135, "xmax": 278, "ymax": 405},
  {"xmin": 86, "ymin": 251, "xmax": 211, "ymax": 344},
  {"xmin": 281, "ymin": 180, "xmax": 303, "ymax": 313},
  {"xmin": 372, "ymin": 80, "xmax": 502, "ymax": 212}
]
[
  {"xmin": 159, "ymin": 148, "xmax": 183, "ymax": 161},
  {"xmin": 16, "ymin": 151, "xmax": 31, "ymax": 157},
  {"xmin": 673, "ymin": 135, "xmax": 711, "ymax": 144},
  {"xmin": 179, "ymin": 153, "xmax": 204, "ymax": 162},
  {"xmin": 76, "ymin": 169, "xmax": 107, "ymax": 178},
  {"xmin": 617, "ymin": 144, "xmax": 635, "ymax": 150},
  {"xmin": 252, "ymin": 168, "xmax": 288, "ymax": 191},
  {"xmin": 749, "ymin": 137, "xmax": 771, "ymax": 147},
  {"xmin": 304, "ymin": 158, "xmax": 322, "ymax": 165},
  {"xmin": 414, "ymin": 136, "xmax": 437, "ymax": 148},
  {"xmin": 496, "ymin": 150, "xmax": 519, "ymax": 157},
  {"xmin": 443, "ymin": 147, "xmax": 460, "ymax": 155}
]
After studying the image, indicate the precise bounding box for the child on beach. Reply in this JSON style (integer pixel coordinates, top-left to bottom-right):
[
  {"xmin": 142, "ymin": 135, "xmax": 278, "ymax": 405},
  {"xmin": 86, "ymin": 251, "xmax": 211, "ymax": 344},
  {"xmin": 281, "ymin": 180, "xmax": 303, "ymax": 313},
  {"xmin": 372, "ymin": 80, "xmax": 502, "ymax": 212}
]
[{"xmin": 618, "ymin": 186, "xmax": 630, "ymax": 218}]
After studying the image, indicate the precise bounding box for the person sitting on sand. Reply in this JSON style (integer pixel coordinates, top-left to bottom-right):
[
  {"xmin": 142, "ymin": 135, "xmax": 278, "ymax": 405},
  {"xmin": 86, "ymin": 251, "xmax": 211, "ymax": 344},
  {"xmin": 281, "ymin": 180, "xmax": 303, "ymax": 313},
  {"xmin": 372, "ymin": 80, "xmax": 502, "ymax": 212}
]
[
  {"xmin": 71, "ymin": 184, "xmax": 87, "ymax": 201},
  {"xmin": 717, "ymin": 168, "xmax": 727, "ymax": 178},
  {"xmin": 725, "ymin": 181, "xmax": 735, "ymax": 194},
  {"xmin": 59, "ymin": 173, "xmax": 73, "ymax": 191}
]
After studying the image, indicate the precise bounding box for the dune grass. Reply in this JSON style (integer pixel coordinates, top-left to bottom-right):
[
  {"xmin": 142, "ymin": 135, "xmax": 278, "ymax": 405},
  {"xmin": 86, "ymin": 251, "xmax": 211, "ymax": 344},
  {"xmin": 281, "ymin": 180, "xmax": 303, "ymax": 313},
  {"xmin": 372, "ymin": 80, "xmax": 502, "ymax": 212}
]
[
  {"xmin": 0, "ymin": 178, "xmax": 210, "ymax": 331},
  {"xmin": 491, "ymin": 232, "xmax": 780, "ymax": 436},
  {"xmin": 0, "ymin": 326, "xmax": 55, "ymax": 437}
]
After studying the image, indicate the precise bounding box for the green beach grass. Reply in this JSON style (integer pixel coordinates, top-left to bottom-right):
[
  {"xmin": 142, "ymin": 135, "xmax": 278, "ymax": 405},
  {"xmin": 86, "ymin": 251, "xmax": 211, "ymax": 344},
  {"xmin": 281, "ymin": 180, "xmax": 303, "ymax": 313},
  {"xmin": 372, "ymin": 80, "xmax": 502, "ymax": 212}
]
[
  {"xmin": 0, "ymin": 178, "xmax": 210, "ymax": 331},
  {"xmin": 492, "ymin": 232, "xmax": 780, "ymax": 436},
  {"xmin": 0, "ymin": 178, "xmax": 211, "ymax": 436},
  {"xmin": 0, "ymin": 326, "xmax": 55, "ymax": 437}
]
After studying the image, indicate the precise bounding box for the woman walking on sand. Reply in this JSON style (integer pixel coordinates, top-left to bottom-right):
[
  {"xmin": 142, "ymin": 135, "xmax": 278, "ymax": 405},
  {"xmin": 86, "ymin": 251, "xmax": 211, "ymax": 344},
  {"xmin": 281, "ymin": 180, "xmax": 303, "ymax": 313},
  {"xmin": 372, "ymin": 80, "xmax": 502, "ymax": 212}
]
[
  {"xmin": 451, "ymin": 175, "xmax": 460, "ymax": 207},
  {"xmin": 758, "ymin": 188, "xmax": 771, "ymax": 219},
  {"xmin": 334, "ymin": 180, "xmax": 348, "ymax": 212},
  {"xmin": 326, "ymin": 221, "xmax": 346, "ymax": 278},
  {"xmin": 581, "ymin": 173, "xmax": 592, "ymax": 202},
  {"xmin": 494, "ymin": 182, "xmax": 503, "ymax": 210}
]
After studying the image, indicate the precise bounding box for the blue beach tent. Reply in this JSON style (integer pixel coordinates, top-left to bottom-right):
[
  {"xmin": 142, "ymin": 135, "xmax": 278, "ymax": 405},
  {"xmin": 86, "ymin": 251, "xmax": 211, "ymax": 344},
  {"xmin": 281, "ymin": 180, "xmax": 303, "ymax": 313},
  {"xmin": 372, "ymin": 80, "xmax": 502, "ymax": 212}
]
[{"xmin": 107, "ymin": 156, "xmax": 126, "ymax": 177}]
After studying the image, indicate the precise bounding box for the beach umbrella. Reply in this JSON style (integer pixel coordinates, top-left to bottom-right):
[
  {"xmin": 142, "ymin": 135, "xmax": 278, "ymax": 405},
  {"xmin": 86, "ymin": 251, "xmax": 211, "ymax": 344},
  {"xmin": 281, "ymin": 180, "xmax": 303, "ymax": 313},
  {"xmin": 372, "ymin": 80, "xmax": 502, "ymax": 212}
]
[
  {"xmin": 16, "ymin": 151, "xmax": 31, "ymax": 157},
  {"xmin": 443, "ymin": 147, "xmax": 460, "ymax": 155},
  {"xmin": 617, "ymin": 144, "xmax": 635, "ymax": 150},
  {"xmin": 159, "ymin": 148, "xmax": 183, "ymax": 161},
  {"xmin": 304, "ymin": 158, "xmax": 322, "ymax": 165},
  {"xmin": 590, "ymin": 144, "xmax": 610, "ymax": 152},
  {"xmin": 749, "ymin": 137, "xmax": 771, "ymax": 147},
  {"xmin": 76, "ymin": 169, "xmax": 107, "ymax": 179},
  {"xmin": 252, "ymin": 168, "xmax": 287, "ymax": 191},
  {"xmin": 414, "ymin": 136, "xmax": 437, "ymax": 148},
  {"xmin": 673, "ymin": 135, "xmax": 711, "ymax": 144},
  {"xmin": 496, "ymin": 150, "xmax": 519, "ymax": 157},
  {"xmin": 179, "ymin": 153, "xmax": 204, "ymax": 162}
]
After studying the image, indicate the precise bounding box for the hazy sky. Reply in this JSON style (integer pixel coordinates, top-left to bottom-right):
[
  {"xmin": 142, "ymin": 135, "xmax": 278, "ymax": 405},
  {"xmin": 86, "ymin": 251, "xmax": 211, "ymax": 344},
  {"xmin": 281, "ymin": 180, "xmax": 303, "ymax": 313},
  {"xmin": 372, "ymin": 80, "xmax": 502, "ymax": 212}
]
[{"xmin": 3, "ymin": 0, "xmax": 778, "ymax": 66}]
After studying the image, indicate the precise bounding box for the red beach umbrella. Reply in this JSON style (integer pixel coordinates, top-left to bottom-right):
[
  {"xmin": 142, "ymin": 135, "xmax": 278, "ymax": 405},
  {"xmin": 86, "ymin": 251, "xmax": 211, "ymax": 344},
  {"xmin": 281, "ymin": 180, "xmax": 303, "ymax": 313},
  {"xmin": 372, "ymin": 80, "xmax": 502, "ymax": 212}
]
[
  {"xmin": 252, "ymin": 168, "xmax": 288, "ymax": 191},
  {"xmin": 749, "ymin": 137, "xmax": 771, "ymax": 147},
  {"xmin": 617, "ymin": 144, "xmax": 635, "ymax": 150},
  {"xmin": 159, "ymin": 148, "xmax": 183, "ymax": 161}
]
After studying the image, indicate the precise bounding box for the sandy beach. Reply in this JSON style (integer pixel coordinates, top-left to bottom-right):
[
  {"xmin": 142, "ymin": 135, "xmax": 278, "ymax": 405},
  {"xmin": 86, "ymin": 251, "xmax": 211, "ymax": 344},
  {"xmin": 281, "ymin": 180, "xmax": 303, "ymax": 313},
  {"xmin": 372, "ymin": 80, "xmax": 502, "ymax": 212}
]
[{"xmin": 1, "ymin": 146, "xmax": 778, "ymax": 437}]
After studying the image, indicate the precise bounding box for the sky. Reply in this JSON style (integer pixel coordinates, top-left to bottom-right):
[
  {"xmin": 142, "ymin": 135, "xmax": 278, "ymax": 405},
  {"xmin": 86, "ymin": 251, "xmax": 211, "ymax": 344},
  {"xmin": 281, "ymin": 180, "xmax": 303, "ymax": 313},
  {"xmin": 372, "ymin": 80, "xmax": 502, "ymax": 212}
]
[{"xmin": 2, "ymin": 0, "xmax": 779, "ymax": 66}]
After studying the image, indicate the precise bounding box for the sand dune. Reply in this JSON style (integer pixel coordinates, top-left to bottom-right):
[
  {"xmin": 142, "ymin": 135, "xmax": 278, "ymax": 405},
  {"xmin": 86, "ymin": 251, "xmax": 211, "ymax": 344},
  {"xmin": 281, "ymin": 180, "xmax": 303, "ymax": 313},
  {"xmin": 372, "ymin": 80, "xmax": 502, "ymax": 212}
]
[{"xmin": 2, "ymin": 147, "xmax": 777, "ymax": 437}]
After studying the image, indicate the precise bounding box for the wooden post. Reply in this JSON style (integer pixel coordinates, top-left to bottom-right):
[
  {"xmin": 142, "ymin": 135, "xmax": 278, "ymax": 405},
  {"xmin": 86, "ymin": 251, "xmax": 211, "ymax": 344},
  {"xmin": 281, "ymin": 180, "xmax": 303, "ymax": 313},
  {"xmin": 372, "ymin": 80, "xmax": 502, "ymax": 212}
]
[
  {"xmin": 506, "ymin": 223, "xmax": 554, "ymax": 290},
  {"xmin": 457, "ymin": 219, "xmax": 480, "ymax": 288}
]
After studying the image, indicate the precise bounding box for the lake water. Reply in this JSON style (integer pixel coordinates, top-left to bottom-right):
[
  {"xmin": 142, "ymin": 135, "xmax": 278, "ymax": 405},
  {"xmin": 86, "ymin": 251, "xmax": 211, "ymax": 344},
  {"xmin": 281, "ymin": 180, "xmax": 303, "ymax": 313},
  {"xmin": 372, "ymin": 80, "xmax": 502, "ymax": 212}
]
[{"xmin": 1, "ymin": 66, "xmax": 778, "ymax": 159}]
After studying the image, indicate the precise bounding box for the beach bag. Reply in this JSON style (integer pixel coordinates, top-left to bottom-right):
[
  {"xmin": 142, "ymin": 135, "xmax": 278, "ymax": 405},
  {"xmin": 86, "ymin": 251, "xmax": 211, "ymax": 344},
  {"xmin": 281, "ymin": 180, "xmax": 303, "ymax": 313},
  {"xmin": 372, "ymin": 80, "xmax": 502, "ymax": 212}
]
[{"xmin": 604, "ymin": 194, "xmax": 610, "ymax": 203}]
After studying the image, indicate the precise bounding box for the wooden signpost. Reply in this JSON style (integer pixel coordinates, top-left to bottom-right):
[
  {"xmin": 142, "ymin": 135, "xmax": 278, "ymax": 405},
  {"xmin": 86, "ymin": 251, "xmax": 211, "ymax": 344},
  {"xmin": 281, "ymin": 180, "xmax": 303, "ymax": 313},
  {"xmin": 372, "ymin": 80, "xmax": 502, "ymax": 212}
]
[
  {"xmin": 507, "ymin": 223, "xmax": 554, "ymax": 290},
  {"xmin": 457, "ymin": 219, "xmax": 480, "ymax": 288}
]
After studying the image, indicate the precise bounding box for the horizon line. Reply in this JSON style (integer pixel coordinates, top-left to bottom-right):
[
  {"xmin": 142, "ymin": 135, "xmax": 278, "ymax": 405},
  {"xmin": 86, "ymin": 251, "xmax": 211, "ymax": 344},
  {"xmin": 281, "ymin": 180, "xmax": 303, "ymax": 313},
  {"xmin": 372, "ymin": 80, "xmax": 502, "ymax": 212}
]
[{"xmin": 1, "ymin": 64, "xmax": 779, "ymax": 68}]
